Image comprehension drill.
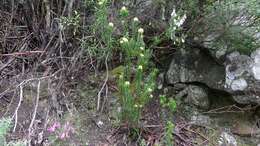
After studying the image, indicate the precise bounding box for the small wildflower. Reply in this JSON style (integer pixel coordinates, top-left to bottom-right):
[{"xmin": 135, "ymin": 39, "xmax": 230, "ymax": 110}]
[
  {"xmin": 98, "ymin": 1, "xmax": 104, "ymax": 5},
  {"xmin": 59, "ymin": 132, "xmax": 66, "ymax": 140},
  {"xmin": 181, "ymin": 38, "xmax": 185, "ymax": 43},
  {"xmin": 175, "ymin": 14, "xmax": 187, "ymax": 27},
  {"xmin": 108, "ymin": 22, "xmax": 114, "ymax": 28},
  {"xmin": 147, "ymin": 88, "xmax": 152, "ymax": 92},
  {"xmin": 133, "ymin": 17, "xmax": 139, "ymax": 22},
  {"xmin": 125, "ymin": 81, "xmax": 130, "ymax": 86},
  {"xmin": 138, "ymin": 28, "xmax": 144, "ymax": 34},
  {"xmin": 171, "ymin": 8, "xmax": 177, "ymax": 17},
  {"xmin": 139, "ymin": 104, "xmax": 143, "ymax": 108},
  {"xmin": 121, "ymin": 37, "xmax": 128, "ymax": 43},
  {"xmin": 134, "ymin": 104, "xmax": 138, "ymax": 108},
  {"xmin": 140, "ymin": 47, "xmax": 144, "ymax": 50},
  {"xmin": 119, "ymin": 75, "xmax": 123, "ymax": 79},
  {"xmin": 150, "ymin": 94, "xmax": 153, "ymax": 98},
  {"xmin": 121, "ymin": 6, "xmax": 127, "ymax": 11},
  {"xmin": 47, "ymin": 122, "xmax": 60, "ymax": 133},
  {"xmin": 138, "ymin": 65, "xmax": 143, "ymax": 70},
  {"xmin": 97, "ymin": 120, "xmax": 104, "ymax": 127},
  {"xmin": 120, "ymin": 6, "xmax": 129, "ymax": 17},
  {"xmin": 140, "ymin": 53, "xmax": 144, "ymax": 57},
  {"xmin": 120, "ymin": 40, "xmax": 124, "ymax": 44},
  {"xmin": 58, "ymin": 121, "xmax": 75, "ymax": 140}
]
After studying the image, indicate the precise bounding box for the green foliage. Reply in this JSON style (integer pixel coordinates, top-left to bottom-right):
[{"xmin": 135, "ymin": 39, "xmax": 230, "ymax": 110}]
[
  {"xmin": 47, "ymin": 113, "xmax": 79, "ymax": 146},
  {"xmin": 60, "ymin": 10, "xmax": 81, "ymax": 35},
  {"xmin": 179, "ymin": 0, "xmax": 215, "ymax": 17},
  {"xmin": 160, "ymin": 95, "xmax": 177, "ymax": 113},
  {"xmin": 0, "ymin": 118, "xmax": 12, "ymax": 145},
  {"xmin": 166, "ymin": 8, "xmax": 187, "ymax": 45},
  {"xmin": 164, "ymin": 121, "xmax": 175, "ymax": 146},
  {"xmin": 117, "ymin": 7, "xmax": 158, "ymax": 127},
  {"xmin": 93, "ymin": 0, "xmax": 112, "ymax": 45},
  {"xmin": 189, "ymin": 0, "xmax": 260, "ymax": 54},
  {"xmin": 0, "ymin": 118, "xmax": 26, "ymax": 146},
  {"xmin": 83, "ymin": 0, "xmax": 95, "ymax": 11},
  {"xmin": 81, "ymin": 0, "xmax": 114, "ymax": 64}
]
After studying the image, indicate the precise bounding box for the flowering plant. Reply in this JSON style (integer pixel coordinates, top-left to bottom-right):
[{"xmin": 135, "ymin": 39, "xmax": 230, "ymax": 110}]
[
  {"xmin": 117, "ymin": 7, "xmax": 158, "ymax": 127},
  {"xmin": 47, "ymin": 120, "xmax": 76, "ymax": 145},
  {"xmin": 167, "ymin": 8, "xmax": 187, "ymax": 44}
]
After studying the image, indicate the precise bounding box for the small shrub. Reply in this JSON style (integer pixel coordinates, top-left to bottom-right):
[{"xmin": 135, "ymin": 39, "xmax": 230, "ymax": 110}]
[
  {"xmin": 160, "ymin": 95, "xmax": 177, "ymax": 113},
  {"xmin": 166, "ymin": 8, "xmax": 187, "ymax": 45},
  {"xmin": 60, "ymin": 10, "xmax": 81, "ymax": 35},
  {"xmin": 47, "ymin": 113, "xmax": 79, "ymax": 146},
  {"xmin": 81, "ymin": 0, "xmax": 114, "ymax": 65},
  {"xmin": 0, "ymin": 118, "xmax": 26, "ymax": 146},
  {"xmin": 164, "ymin": 121, "xmax": 175, "ymax": 146},
  {"xmin": 117, "ymin": 6, "xmax": 158, "ymax": 127}
]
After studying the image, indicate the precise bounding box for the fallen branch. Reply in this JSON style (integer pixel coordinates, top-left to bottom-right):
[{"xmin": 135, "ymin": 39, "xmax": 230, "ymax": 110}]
[
  {"xmin": 28, "ymin": 80, "xmax": 41, "ymax": 138},
  {"xmin": 0, "ymin": 50, "xmax": 45, "ymax": 56},
  {"xmin": 97, "ymin": 54, "xmax": 109, "ymax": 111},
  {"xmin": 12, "ymin": 85, "xmax": 23, "ymax": 132}
]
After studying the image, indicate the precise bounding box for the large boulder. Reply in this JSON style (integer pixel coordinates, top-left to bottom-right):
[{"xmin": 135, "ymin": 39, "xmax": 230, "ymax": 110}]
[
  {"xmin": 166, "ymin": 48, "xmax": 225, "ymax": 89},
  {"xmin": 166, "ymin": 47, "xmax": 260, "ymax": 105},
  {"xmin": 224, "ymin": 50, "xmax": 260, "ymax": 104}
]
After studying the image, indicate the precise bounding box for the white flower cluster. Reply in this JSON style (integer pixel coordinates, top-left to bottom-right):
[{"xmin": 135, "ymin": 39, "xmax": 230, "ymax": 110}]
[
  {"xmin": 171, "ymin": 8, "xmax": 187, "ymax": 28},
  {"xmin": 169, "ymin": 8, "xmax": 187, "ymax": 43}
]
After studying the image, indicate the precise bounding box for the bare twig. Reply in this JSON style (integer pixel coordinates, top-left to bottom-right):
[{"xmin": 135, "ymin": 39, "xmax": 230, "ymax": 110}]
[
  {"xmin": 0, "ymin": 50, "xmax": 45, "ymax": 56},
  {"xmin": 43, "ymin": 0, "xmax": 51, "ymax": 30},
  {"xmin": 97, "ymin": 54, "xmax": 109, "ymax": 111},
  {"xmin": 100, "ymin": 84, "xmax": 108, "ymax": 113},
  {"xmin": 28, "ymin": 80, "xmax": 41, "ymax": 137},
  {"xmin": 68, "ymin": 0, "xmax": 75, "ymax": 17},
  {"xmin": 203, "ymin": 104, "xmax": 258, "ymax": 114},
  {"xmin": 12, "ymin": 85, "xmax": 23, "ymax": 132}
]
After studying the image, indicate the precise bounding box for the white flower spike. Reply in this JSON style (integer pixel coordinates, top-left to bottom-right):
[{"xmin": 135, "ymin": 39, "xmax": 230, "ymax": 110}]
[
  {"xmin": 108, "ymin": 22, "xmax": 114, "ymax": 28},
  {"xmin": 133, "ymin": 17, "xmax": 139, "ymax": 22},
  {"xmin": 121, "ymin": 6, "xmax": 127, "ymax": 11},
  {"xmin": 125, "ymin": 81, "xmax": 130, "ymax": 86},
  {"xmin": 98, "ymin": 1, "xmax": 104, "ymax": 5},
  {"xmin": 138, "ymin": 28, "xmax": 144, "ymax": 34},
  {"xmin": 121, "ymin": 37, "xmax": 128, "ymax": 43}
]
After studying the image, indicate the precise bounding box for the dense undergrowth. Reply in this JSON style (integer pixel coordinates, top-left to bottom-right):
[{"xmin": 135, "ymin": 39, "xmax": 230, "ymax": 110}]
[{"xmin": 0, "ymin": 0, "xmax": 260, "ymax": 145}]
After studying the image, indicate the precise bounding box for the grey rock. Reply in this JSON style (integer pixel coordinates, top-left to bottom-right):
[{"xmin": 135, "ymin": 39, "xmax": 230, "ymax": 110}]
[
  {"xmin": 175, "ymin": 85, "xmax": 210, "ymax": 109},
  {"xmin": 224, "ymin": 50, "xmax": 260, "ymax": 104},
  {"xmin": 190, "ymin": 112, "xmax": 211, "ymax": 126},
  {"xmin": 186, "ymin": 85, "xmax": 209, "ymax": 109},
  {"xmin": 218, "ymin": 132, "xmax": 237, "ymax": 146},
  {"xmin": 166, "ymin": 48, "xmax": 223, "ymax": 108},
  {"xmin": 230, "ymin": 78, "xmax": 248, "ymax": 91},
  {"xmin": 166, "ymin": 48, "xmax": 225, "ymax": 89},
  {"xmin": 166, "ymin": 47, "xmax": 260, "ymax": 105}
]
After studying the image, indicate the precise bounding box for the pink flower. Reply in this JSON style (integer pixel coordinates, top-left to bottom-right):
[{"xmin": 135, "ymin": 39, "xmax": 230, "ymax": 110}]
[
  {"xmin": 58, "ymin": 122, "xmax": 75, "ymax": 140},
  {"xmin": 59, "ymin": 131, "xmax": 70, "ymax": 140},
  {"xmin": 59, "ymin": 132, "xmax": 66, "ymax": 140},
  {"xmin": 47, "ymin": 122, "xmax": 60, "ymax": 133}
]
